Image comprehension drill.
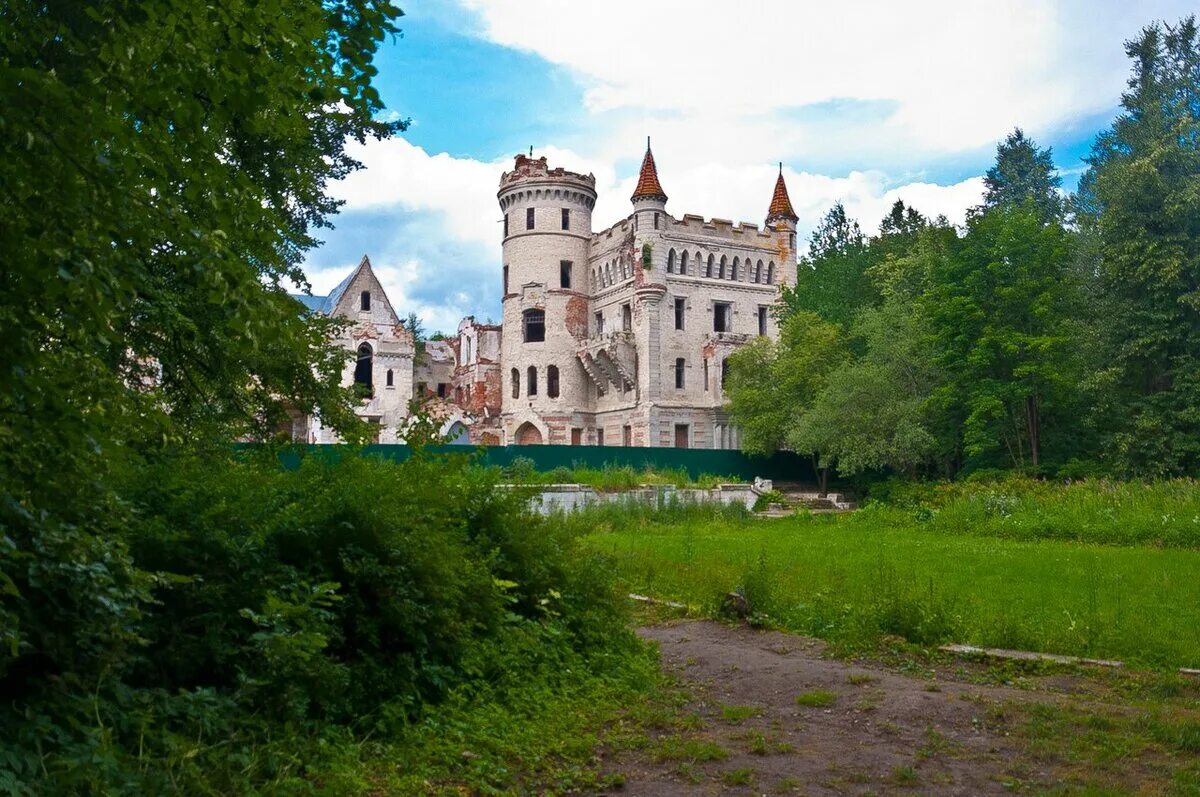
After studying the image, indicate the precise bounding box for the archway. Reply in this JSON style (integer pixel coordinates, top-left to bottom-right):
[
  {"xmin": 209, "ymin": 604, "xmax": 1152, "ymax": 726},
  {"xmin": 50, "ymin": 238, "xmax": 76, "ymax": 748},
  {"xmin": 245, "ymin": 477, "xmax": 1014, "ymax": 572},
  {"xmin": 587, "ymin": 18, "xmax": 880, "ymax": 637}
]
[
  {"xmin": 445, "ymin": 421, "xmax": 470, "ymax": 445},
  {"xmin": 514, "ymin": 422, "xmax": 543, "ymax": 446}
]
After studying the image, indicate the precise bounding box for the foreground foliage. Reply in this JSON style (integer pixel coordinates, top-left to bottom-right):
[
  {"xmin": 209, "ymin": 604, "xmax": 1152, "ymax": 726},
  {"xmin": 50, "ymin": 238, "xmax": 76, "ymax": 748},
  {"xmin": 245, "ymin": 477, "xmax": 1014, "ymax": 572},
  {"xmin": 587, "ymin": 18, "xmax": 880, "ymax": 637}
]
[{"xmin": 1, "ymin": 448, "xmax": 645, "ymax": 792}]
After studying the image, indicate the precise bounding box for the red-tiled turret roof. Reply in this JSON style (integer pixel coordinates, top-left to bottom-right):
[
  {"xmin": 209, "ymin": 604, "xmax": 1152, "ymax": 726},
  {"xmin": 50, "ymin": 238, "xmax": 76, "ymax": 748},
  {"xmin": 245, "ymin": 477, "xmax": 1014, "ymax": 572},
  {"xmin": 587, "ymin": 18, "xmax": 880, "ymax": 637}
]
[
  {"xmin": 631, "ymin": 139, "xmax": 667, "ymax": 203},
  {"xmin": 766, "ymin": 165, "xmax": 798, "ymax": 223}
]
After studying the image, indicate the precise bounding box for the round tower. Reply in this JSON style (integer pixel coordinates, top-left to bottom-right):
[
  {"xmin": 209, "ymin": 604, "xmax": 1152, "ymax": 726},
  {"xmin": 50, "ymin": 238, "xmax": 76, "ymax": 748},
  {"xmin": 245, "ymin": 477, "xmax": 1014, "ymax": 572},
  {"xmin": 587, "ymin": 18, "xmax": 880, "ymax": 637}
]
[{"xmin": 497, "ymin": 153, "xmax": 597, "ymax": 444}]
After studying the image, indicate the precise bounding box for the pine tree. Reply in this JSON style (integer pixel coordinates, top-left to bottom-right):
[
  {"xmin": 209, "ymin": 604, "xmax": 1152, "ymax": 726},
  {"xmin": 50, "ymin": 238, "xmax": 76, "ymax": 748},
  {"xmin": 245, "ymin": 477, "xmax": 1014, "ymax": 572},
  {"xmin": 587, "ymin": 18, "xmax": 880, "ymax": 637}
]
[
  {"xmin": 983, "ymin": 128, "xmax": 1064, "ymax": 222},
  {"xmin": 1083, "ymin": 16, "xmax": 1200, "ymax": 475}
]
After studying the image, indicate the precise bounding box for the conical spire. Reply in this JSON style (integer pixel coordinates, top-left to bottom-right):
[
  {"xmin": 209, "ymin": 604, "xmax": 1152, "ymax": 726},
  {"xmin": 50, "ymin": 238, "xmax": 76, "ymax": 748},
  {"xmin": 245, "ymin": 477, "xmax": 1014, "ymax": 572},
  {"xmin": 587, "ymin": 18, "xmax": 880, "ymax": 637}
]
[
  {"xmin": 766, "ymin": 163, "xmax": 798, "ymax": 224},
  {"xmin": 630, "ymin": 137, "xmax": 667, "ymax": 203}
]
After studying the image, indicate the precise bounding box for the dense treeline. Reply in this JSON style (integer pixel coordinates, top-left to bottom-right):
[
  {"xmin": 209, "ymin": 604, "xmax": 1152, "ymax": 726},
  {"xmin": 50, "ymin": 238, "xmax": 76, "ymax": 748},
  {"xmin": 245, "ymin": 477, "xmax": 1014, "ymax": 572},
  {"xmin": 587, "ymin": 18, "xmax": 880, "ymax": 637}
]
[
  {"xmin": 728, "ymin": 16, "xmax": 1200, "ymax": 486},
  {"xmin": 0, "ymin": 1, "xmax": 641, "ymax": 791}
]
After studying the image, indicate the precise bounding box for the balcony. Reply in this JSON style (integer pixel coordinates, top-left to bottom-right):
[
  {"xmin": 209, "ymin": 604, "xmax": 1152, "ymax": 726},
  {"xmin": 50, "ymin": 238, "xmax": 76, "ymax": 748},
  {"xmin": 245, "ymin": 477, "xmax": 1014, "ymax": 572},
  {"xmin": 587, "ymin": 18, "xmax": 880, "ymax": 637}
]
[{"xmin": 578, "ymin": 330, "xmax": 636, "ymax": 390}]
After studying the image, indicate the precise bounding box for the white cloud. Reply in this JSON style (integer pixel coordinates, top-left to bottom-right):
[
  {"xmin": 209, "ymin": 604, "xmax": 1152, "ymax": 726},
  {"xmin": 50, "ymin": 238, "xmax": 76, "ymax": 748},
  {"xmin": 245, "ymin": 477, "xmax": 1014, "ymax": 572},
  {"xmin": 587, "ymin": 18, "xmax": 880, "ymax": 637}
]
[{"xmin": 457, "ymin": 0, "xmax": 1194, "ymax": 158}]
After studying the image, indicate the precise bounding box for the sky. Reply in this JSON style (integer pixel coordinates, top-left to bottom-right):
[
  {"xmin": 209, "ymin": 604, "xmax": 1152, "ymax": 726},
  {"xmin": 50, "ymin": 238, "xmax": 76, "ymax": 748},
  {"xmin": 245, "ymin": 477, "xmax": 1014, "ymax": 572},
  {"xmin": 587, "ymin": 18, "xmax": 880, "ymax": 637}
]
[{"xmin": 300, "ymin": 0, "xmax": 1196, "ymax": 334}]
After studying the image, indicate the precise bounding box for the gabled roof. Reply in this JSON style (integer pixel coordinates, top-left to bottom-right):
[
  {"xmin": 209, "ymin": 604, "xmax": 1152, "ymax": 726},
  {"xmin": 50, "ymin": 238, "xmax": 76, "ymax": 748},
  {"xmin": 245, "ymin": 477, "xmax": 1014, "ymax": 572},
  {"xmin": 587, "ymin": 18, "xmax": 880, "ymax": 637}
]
[
  {"xmin": 630, "ymin": 139, "xmax": 667, "ymax": 203},
  {"xmin": 766, "ymin": 166, "xmax": 798, "ymax": 224},
  {"xmin": 289, "ymin": 254, "xmax": 371, "ymax": 315}
]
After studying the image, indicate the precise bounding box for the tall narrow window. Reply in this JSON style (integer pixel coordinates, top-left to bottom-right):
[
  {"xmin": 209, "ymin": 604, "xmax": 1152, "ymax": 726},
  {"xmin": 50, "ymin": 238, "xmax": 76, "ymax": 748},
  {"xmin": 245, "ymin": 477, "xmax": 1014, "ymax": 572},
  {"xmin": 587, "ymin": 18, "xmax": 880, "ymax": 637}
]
[
  {"xmin": 527, "ymin": 366, "xmax": 538, "ymax": 396},
  {"xmin": 386, "ymin": 369, "xmax": 394, "ymax": 387},
  {"xmin": 675, "ymin": 357, "xmax": 685, "ymax": 389},
  {"xmin": 360, "ymin": 291, "xmax": 371, "ymax": 311},
  {"xmin": 546, "ymin": 365, "xmax": 559, "ymax": 397},
  {"xmin": 718, "ymin": 255, "xmax": 727, "ymax": 280},
  {"xmin": 758, "ymin": 306, "xmax": 768, "ymax": 336},
  {"xmin": 522, "ymin": 309, "xmax": 545, "ymax": 342},
  {"xmin": 503, "ymin": 214, "xmax": 509, "ymax": 238},
  {"xmin": 767, "ymin": 262, "xmax": 775, "ymax": 284},
  {"xmin": 511, "ymin": 368, "xmax": 520, "ymax": 398},
  {"xmin": 703, "ymin": 359, "xmax": 709, "ymax": 391},
  {"xmin": 621, "ymin": 303, "xmax": 632, "ymax": 332},
  {"xmin": 667, "ymin": 248, "xmax": 676, "ymax": 274},
  {"xmin": 354, "ymin": 343, "xmax": 373, "ymax": 392},
  {"xmin": 596, "ymin": 427, "xmax": 605, "ymax": 446},
  {"xmin": 680, "ymin": 250, "xmax": 689, "ymax": 274},
  {"xmin": 526, "ymin": 207, "xmax": 535, "ymax": 229},
  {"xmin": 721, "ymin": 358, "xmax": 730, "ymax": 390},
  {"xmin": 503, "ymin": 265, "xmax": 509, "ymax": 294},
  {"xmin": 594, "ymin": 311, "xmax": 604, "ymax": 335},
  {"xmin": 713, "ymin": 301, "xmax": 732, "ymax": 333},
  {"xmin": 437, "ymin": 383, "xmax": 447, "ymax": 398},
  {"xmin": 674, "ymin": 296, "xmax": 685, "ymax": 330},
  {"xmin": 731, "ymin": 257, "xmax": 739, "ymax": 281},
  {"xmin": 706, "ymin": 254, "xmax": 714, "ymax": 278},
  {"xmin": 623, "ymin": 425, "xmax": 632, "ymax": 446},
  {"xmin": 654, "ymin": 212, "xmax": 660, "ymax": 229},
  {"xmin": 560, "ymin": 260, "xmax": 572, "ymax": 289},
  {"xmin": 561, "ymin": 208, "xmax": 570, "ymax": 230}
]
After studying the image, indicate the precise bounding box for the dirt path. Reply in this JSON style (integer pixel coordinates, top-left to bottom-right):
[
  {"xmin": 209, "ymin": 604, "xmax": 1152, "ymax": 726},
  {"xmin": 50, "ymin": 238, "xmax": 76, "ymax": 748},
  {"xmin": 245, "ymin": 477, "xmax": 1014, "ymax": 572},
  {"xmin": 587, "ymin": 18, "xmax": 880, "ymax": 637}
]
[{"xmin": 597, "ymin": 621, "xmax": 1052, "ymax": 795}]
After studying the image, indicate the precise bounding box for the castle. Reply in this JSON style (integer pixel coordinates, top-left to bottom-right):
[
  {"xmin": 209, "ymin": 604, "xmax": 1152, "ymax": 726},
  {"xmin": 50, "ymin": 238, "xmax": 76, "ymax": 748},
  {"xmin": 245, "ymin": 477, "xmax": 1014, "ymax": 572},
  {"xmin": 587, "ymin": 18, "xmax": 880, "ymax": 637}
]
[{"xmin": 291, "ymin": 142, "xmax": 799, "ymax": 448}]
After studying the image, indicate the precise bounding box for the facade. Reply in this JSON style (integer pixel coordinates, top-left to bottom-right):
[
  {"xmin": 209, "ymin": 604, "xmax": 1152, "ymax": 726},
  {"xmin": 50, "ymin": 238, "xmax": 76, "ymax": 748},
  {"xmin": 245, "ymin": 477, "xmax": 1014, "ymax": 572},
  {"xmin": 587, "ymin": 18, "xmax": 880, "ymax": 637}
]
[
  {"xmin": 496, "ymin": 143, "xmax": 798, "ymax": 448},
  {"xmin": 293, "ymin": 142, "xmax": 799, "ymax": 449},
  {"xmin": 290, "ymin": 255, "xmax": 415, "ymax": 443}
]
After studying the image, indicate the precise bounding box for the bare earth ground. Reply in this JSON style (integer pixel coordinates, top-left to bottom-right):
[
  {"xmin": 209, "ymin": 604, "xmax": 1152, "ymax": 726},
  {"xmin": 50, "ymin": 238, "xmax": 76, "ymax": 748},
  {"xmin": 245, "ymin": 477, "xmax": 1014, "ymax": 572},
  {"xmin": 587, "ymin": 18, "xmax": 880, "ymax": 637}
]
[{"xmin": 592, "ymin": 620, "xmax": 1199, "ymax": 796}]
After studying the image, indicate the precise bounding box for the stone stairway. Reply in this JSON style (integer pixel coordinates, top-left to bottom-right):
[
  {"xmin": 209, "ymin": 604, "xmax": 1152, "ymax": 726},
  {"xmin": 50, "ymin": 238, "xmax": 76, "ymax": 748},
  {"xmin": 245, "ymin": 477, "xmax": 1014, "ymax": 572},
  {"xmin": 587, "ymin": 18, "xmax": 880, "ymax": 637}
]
[{"xmin": 754, "ymin": 480, "xmax": 856, "ymax": 517}]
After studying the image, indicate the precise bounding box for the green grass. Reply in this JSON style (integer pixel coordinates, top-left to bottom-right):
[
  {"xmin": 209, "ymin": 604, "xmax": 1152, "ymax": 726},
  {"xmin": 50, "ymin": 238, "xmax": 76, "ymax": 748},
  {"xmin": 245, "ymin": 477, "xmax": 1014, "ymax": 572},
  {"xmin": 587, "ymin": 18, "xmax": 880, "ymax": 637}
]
[
  {"xmin": 576, "ymin": 487, "xmax": 1200, "ymax": 669},
  {"xmin": 719, "ymin": 704, "xmax": 761, "ymax": 723},
  {"xmin": 795, "ymin": 690, "xmax": 838, "ymax": 707}
]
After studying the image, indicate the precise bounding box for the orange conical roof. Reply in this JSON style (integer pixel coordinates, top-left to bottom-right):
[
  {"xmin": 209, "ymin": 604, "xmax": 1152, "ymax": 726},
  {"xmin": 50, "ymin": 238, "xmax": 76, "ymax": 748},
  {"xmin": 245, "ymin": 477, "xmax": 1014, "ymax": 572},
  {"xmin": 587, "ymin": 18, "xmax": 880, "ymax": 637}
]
[
  {"xmin": 630, "ymin": 138, "xmax": 667, "ymax": 203},
  {"xmin": 766, "ymin": 165, "xmax": 798, "ymax": 223}
]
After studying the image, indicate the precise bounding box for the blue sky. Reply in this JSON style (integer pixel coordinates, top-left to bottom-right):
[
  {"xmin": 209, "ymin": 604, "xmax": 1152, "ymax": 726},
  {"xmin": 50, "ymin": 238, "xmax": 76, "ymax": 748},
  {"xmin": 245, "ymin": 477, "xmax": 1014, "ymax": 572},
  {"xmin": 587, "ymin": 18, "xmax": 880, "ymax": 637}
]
[{"xmin": 301, "ymin": 0, "xmax": 1196, "ymax": 333}]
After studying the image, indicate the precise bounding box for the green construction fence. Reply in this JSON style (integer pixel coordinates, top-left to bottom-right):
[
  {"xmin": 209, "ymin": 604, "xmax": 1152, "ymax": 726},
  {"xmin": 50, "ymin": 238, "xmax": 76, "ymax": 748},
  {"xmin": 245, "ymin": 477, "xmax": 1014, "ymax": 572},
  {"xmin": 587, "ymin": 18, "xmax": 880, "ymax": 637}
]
[{"xmin": 265, "ymin": 444, "xmax": 817, "ymax": 483}]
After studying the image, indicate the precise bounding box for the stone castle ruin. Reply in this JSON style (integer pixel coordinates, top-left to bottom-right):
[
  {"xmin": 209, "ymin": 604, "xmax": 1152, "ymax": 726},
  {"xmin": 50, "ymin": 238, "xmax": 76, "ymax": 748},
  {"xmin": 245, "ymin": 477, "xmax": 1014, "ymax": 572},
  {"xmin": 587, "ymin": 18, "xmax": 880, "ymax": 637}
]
[{"xmin": 291, "ymin": 141, "xmax": 799, "ymax": 448}]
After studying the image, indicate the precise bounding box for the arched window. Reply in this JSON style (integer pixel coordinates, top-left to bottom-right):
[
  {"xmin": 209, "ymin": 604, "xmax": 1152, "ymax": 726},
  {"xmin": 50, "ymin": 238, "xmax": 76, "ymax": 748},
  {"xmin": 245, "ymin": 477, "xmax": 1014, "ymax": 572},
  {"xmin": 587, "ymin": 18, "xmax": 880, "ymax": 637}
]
[
  {"xmin": 706, "ymin": 254, "xmax": 715, "ymax": 278},
  {"xmin": 523, "ymin": 309, "xmax": 545, "ymax": 342},
  {"xmin": 718, "ymin": 255, "xmax": 726, "ymax": 280},
  {"xmin": 731, "ymin": 257, "xmax": 740, "ymax": 281},
  {"xmin": 766, "ymin": 262, "xmax": 775, "ymax": 284},
  {"xmin": 755, "ymin": 259, "xmax": 764, "ymax": 283},
  {"xmin": 511, "ymin": 368, "xmax": 520, "ymax": 398},
  {"xmin": 667, "ymin": 248, "xmax": 676, "ymax": 274},
  {"xmin": 386, "ymin": 368, "xmax": 394, "ymax": 387},
  {"xmin": 680, "ymin": 250, "xmax": 689, "ymax": 275},
  {"xmin": 527, "ymin": 366, "xmax": 538, "ymax": 396},
  {"xmin": 354, "ymin": 343, "xmax": 373, "ymax": 392},
  {"xmin": 360, "ymin": 291, "xmax": 371, "ymax": 311},
  {"xmin": 547, "ymin": 365, "xmax": 560, "ymax": 398}
]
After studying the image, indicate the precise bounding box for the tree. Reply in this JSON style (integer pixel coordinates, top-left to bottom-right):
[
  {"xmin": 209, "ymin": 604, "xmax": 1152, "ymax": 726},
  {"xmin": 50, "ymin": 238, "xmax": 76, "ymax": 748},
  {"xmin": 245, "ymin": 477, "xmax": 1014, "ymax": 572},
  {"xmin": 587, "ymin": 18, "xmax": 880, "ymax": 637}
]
[
  {"xmin": 783, "ymin": 204, "xmax": 875, "ymax": 330},
  {"xmin": 725, "ymin": 312, "xmax": 849, "ymax": 492},
  {"xmin": 923, "ymin": 202, "xmax": 1075, "ymax": 471},
  {"xmin": 983, "ymin": 128, "xmax": 1064, "ymax": 222},
  {"xmin": 792, "ymin": 300, "xmax": 941, "ymax": 478},
  {"xmin": 0, "ymin": 0, "xmax": 404, "ymax": 763},
  {"xmin": 1081, "ymin": 16, "xmax": 1200, "ymax": 476}
]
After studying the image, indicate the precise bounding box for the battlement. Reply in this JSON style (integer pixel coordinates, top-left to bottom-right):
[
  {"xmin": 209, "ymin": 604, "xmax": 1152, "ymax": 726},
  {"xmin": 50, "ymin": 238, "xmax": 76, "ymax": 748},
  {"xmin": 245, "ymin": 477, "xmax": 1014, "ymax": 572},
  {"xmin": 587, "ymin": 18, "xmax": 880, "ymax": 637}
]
[
  {"xmin": 670, "ymin": 213, "xmax": 779, "ymax": 244},
  {"xmin": 500, "ymin": 154, "xmax": 596, "ymax": 190}
]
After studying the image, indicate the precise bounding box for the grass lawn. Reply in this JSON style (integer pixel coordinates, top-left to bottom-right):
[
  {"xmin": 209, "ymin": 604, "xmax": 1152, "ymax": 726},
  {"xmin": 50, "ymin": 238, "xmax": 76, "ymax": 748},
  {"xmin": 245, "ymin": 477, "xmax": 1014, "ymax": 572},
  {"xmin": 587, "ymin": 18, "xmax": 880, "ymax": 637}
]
[{"xmin": 580, "ymin": 509, "xmax": 1200, "ymax": 670}]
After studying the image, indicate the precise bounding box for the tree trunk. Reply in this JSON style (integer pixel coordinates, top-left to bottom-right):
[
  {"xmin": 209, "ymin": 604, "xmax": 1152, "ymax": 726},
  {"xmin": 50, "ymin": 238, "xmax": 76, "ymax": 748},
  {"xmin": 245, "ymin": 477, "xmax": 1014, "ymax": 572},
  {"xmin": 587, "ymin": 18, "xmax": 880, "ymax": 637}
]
[
  {"xmin": 1026, "ymin": 393, "xmax": 1040, "ymax": 470},
  {"xmin": 818, "ymin": 467, "xmax": 829, "ymax": 497}
]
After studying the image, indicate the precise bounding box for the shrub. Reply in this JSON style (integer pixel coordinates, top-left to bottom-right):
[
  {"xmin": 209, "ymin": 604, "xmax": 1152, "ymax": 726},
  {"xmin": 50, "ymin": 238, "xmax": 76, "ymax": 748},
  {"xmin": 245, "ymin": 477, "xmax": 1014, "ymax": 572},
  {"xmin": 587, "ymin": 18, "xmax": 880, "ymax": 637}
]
[{"xmin": 1, "ymin": 446, "xmax": 637, "ymax": 791}]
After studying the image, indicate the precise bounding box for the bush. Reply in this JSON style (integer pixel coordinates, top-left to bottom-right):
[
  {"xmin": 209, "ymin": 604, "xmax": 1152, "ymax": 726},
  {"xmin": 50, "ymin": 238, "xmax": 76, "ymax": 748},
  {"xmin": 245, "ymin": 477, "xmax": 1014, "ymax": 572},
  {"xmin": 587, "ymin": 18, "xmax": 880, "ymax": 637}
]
[{"xmin": 1, "ymin": 446, "xmax": 638, "ymax": 791}]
